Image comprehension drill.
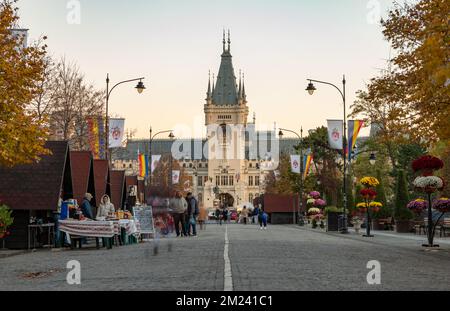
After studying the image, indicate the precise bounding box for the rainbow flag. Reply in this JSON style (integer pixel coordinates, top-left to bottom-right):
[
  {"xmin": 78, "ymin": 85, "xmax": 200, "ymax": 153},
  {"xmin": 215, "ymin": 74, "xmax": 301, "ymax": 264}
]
[
  {"xmin": 303, "ymin": 154, "xmax": 313, "ymax": 179},
  {"xmin": 138, "ymin": 153, "xmax": 148, "ymax": 178},
  {"xmin": 347, "ymin": 120, "xmax": 364, "ymax": 160}
]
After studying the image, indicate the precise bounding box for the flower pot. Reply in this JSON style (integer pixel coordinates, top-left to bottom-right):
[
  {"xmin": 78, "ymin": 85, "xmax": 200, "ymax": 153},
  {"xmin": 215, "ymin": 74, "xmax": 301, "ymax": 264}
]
[{"xmin": 395, "ymin": 220, "xmax": 411, "ymax": 233}]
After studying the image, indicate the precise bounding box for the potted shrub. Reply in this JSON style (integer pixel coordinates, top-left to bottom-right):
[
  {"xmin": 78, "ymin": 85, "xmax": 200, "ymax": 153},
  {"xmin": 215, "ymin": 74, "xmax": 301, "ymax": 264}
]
[
  {"xmin": 394, "ymin": 169, "xmax": 413, "ymax": 233},
  {"xmin": 0, "ymin": 204, "xmax": 14, "ymax": 242}
]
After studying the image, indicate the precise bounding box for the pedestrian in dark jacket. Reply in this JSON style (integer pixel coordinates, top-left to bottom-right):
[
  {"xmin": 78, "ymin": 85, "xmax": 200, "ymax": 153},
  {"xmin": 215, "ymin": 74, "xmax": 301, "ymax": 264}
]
[
  {"xmin": 259, "ymin": 209, "xmax": 268, "ymax": 230},
  {"xmin": 185, "ymin": 193, "xmax": 199, "ymax": 236},
  {"xmin": 80, "ymin": 193, "xmax": 94, "ymax": 219},
  {"xmin": 222, "ymin": 207, "xmax": 229, "ymax": 224}
]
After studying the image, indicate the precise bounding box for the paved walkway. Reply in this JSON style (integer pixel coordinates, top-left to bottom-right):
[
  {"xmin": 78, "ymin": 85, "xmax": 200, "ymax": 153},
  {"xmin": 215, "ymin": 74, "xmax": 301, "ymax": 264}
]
[{"xmin": 1, "ymin": 223, "xmax": 449, "ymax": 291}]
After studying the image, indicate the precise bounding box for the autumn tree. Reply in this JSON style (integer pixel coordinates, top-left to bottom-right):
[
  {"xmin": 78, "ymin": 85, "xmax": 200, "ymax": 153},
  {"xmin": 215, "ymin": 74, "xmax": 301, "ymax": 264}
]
[
  {"xmin": 148, "ymin": 154, "xmax": 190, "ymax": 197},
  {"xmin": 0, "ymin": 0, "xmax": 50, "ymax": 167},
  {"xmin": 351, "ymin": 0, "xmax": 450, "ymax": 147}
]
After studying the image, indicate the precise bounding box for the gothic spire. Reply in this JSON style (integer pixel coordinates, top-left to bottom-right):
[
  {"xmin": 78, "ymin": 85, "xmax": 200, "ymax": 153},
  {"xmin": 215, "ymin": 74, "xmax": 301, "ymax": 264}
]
[
  {"xmin": 223, "ymin": 29, "xmax": 226, "ymax": 53},
  {"xmin": 238, "ymin": 69, "xmax": 242, "ymax": 99},
  {"xmin": 206, "ymin": 70, "xmax": 212, "ymax": 100},
  {"xmin": 242, "ymin": 72, "xmax": 247, "ymax": 101},
  {"xmin": 212, "ymin": 31, "xmax": 238, "ymax": 106}
]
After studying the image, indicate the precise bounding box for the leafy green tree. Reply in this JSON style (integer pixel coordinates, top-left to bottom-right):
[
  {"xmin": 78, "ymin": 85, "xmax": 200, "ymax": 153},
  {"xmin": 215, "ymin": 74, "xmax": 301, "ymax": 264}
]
[
  {"xmin": 394, "ymin": 169, "xmax": 413, "ymax": 221},
  {"xmin": 374, "ymin": 169, "xmax": 392, "ymax": 218}
]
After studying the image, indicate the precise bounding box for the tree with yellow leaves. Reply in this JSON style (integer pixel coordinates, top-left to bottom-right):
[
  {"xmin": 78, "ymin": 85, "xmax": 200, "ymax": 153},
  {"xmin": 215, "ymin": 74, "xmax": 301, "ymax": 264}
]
[
  {"xmin": 351, "ymin": 0, "xmax": 449, "ymax": 145},
  {"xmin": 0, "ymin": 0, "xmax": 50, "ymax": 167}
]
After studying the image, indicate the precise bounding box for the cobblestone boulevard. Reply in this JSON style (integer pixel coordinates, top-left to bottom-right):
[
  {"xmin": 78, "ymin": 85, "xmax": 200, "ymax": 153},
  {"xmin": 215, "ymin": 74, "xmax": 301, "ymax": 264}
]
[{"xmin": 1, "ymin": 224, "xmax": 450, "ymax": 291}]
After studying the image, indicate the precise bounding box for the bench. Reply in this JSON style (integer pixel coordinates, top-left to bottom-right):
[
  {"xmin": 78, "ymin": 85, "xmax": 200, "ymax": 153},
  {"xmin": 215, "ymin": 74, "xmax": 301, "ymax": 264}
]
[
  {"xmin": 440, "ymin": 218, "xmax": 450, "ymax": 237},
  {"xmin": 378, "ymin": 217, "xmax": 393, "ymax": 230}
]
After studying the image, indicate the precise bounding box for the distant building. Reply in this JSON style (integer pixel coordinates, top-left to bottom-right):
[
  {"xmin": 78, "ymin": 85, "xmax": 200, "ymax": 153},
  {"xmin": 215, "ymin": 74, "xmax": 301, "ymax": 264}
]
[{"xmin": 112, "ymin": 33, "xmax": 299, "ymax": 209}]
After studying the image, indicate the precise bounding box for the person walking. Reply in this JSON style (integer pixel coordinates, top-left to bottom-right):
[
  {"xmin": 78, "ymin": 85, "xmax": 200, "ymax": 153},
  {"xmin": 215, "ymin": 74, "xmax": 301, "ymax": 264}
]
[
  {"xmin": 253, "ymin": 205, "xmax": 260, "ymax": 225},
  {"xmin": 215, "ymin": 207, "xmax": 221, "ymax": 225},
  {"xmin": 241, "ymin": 206, "xmax": 249, "ymax": 225},
  {"xmin": 96, "ymin": 194, "xmax": 115, "ymax": 219},
  {"xmin": 222, "ymin": 206, "xmax": 229, "ymax": 224},
  {"xmin": 169, "ymin": 191, "xmax": 188, "ymax": 237},
  {"xmin": 185, "ymin": 192, "xmax": 199, "ymax": 236},
  {"xmin": 259, "ymin": 208, "xmax": 268, "ymax": 230}
]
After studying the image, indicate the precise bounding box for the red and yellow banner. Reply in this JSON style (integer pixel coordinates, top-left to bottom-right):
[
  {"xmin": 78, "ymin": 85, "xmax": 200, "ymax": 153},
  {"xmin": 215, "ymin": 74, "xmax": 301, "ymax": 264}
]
[
  {"xmin": 348, "ymin": 120, "xmax": 364, "ymax": 160},
  {"xmin": 303, "ymin": 154, "xmax": 313, "ymax": 179},
  {"xmin": 138, "ymin": 153, "xmax": 148, "ymax": 178},
  {"xmin": 87, "ymin": 116, "xmax": 106, "ymax": 159}
]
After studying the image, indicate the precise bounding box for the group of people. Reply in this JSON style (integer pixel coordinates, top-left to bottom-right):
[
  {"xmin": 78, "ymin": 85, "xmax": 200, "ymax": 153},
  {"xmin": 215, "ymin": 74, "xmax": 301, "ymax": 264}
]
[
  {"xmin": 169, "ymin": 191, "xmax": 206, "ymax": 237},
  {"xmin": 73, "ymin": 193, "xmax": 116, "ymax": 220},
  {"xmin": 215, "ymin": 206, "xmax": 231, "ymax": 225},
  {"xmin": 240, "ymin": 205, "xmax": 268, "ymax": 229}
]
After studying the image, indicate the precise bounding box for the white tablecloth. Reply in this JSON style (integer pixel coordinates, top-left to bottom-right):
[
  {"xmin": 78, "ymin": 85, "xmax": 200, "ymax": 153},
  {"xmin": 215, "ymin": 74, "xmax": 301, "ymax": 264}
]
[
  {"xmin": 117, "ymin": 219, "xmax": 140, "ymax": 236},
  {"xmin": 59, "ymin": 220, "xmax": 116, "ymax": 238}
]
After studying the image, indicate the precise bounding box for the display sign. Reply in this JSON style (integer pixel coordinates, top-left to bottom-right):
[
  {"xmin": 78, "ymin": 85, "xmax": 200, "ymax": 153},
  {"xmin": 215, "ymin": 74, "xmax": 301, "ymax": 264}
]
[{"xmin": 132, "ymin": 205, "xmax": 154, "ymax": 234}]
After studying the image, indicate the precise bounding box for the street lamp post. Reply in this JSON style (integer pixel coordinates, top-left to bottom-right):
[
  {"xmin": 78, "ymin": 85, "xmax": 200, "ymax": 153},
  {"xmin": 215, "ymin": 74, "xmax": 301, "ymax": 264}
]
[
  {"xmin": 148, "ymin": 128, "xmax": 174, "ymax": 187},
  {"xmin": 278, "ymin": 127, "xmax": 304, "ymax": 225},
  {"xmin": 306, "ymin": 75, "xmax": 348, "ymax": 233},
  {"xmin": 364, "ymin": 152, "xmax": 377, "ymax": 237},
  {"xmin": 105, "ymin": 74, "xmax": 145, "ymax": 164}
]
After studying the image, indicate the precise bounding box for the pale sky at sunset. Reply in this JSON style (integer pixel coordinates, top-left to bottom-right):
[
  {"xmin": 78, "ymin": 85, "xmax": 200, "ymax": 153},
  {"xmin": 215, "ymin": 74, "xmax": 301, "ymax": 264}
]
[{"xmin": 17, "ymin": 0, "xmax": 398, "ymax": 139}]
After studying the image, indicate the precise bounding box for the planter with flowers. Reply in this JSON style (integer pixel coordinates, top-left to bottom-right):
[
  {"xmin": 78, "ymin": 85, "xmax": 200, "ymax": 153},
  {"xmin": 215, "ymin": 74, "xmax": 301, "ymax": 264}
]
[
  {"xmin": 411, "ymin": 155, "xmax": 445, "ymax": 247},
  {"xmin": 307, "ymin": 208, "xmax": 322, "ymax": 228},
  {"xmin": 306, "ymin": 191, "xmax": 327, "ymax": 229},
  {"xmin": 0, "ymin": 204, "xmax": 14, "ymax": 247},
  {"xmin": 407, "ymin": 199, "xmax": 428, "ymax": 215},
  {"xmin": 358, "ymin": 176, "xmax": 381, "ymax": 237}
]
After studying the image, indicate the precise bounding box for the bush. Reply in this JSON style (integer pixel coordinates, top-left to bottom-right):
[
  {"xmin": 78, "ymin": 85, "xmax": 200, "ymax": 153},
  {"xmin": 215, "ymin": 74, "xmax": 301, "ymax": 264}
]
[
  {"xmin": 324, "ymin": 206, "xmax": 348, "ymax": 216},
  {"xmin": 394, "ymin": 170, "xmax": 413, "ymax": 221},
  {"xmin": 0, "ymin": 204, "xmax": 14, "ymax": 238}
]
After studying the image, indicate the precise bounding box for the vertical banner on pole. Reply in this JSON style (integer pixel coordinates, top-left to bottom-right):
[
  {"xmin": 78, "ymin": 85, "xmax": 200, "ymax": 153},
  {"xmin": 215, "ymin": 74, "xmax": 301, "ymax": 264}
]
[
  {"xmin": 347, "ymin": 120, "xmax": 364, "ymax": 160},
  {"xmin": 108, "ymin": 118, "xmax": 125, "ymax": 148},
  {"xmin": 290, "ymin": 155, "xmax": 301, "ymax": 174},
  {"xmin": 327, "ymin": 120, "xmax": 343, "ymax": 150},
  {"xmin": 98, "ymin": 117, "xmax": 106, "ymax": 159},
  {"xmin": 303, "ymin": 154, "xmax": 314, "ymax": 179},
  {"xmin": 138, "ymin": 153, "xmax": 148, "ymax": 178},
  {"xmin": 87, "ymin": 116, "xmax": 106, "ymax": 159}
]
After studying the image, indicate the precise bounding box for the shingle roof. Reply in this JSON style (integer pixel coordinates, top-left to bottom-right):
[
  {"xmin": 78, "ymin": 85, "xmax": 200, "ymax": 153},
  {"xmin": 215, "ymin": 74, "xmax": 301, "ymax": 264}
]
[
  {"xmin": 70, "ymin": 151, "xmax": 93, "ymax": 205},
  {"xmin": 110, "ymin": 170, "xmax": 125, "ymax": 210},
  {"xmin": 0, "ymin": 141, "xmax": 72, "ymax": 210},
  {"xmin": 93, "ymin": 159, "xmax": 109, "ymax": 207}
]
